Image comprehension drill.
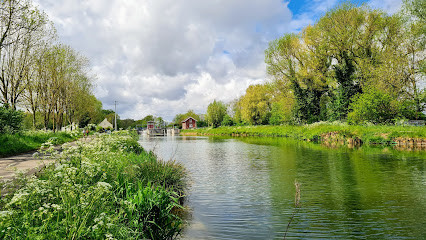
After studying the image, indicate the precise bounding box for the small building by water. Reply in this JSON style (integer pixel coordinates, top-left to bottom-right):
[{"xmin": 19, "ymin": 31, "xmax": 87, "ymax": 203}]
[{"xmin": 182, "ymin": 117, "xmax": 197, "ymax": 129}]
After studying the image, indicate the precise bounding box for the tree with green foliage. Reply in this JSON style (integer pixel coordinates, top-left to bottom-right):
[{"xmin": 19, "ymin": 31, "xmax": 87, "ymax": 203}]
[
  {"xmin": 266, "ymin": 2, "xmax": 424, "ymax": 124},
  {"xmin": 206, "ymin": 100, "xmax": 226, "ymax": 128},
  {"xmin": 155, "ymin": 117, "xmax": 165, "ymax": 127},
  {"xmin": 265, "ymin": 33, "xmax": 327, "ymax": 123},
  {"xmin": 221, "ymin": 114, "xmax": 233, "ymax": 126},
  {"xmin": 0, "ymin": 0, "xmax": 48, "ymax": 110},
  {"xmin": 269, "ymin": 102, "xmax": 286, "ymax": 125},
  {"xmin": 239, "ymin": 84, "xmax": 271, "ymax": 125},
  {"xmin": 119, "ymin": 119, "xmax": 136, "ymax": 129},
  {"xmin": 399, "ymin": 0, "xmax": 426, "ymax": 119}
]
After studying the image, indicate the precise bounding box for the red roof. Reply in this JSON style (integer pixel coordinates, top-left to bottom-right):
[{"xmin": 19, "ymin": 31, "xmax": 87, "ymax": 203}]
[{"xmin": 181, "ymin": 117, "xmax": 197, "ymax": 123}]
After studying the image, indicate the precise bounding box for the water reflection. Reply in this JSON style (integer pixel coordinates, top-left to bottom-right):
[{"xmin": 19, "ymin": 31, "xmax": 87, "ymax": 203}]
[{"xmin": 139, "ymin": 136, "xmax": 425, "ymax": 239}]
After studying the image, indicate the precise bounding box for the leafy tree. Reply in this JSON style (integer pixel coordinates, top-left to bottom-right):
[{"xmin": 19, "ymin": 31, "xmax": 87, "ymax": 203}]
[
  {"xmin": 399, "ymin": 0, "xmax": 426, "ymax": 119},
  {"xmin": 119, "ymin": 119, "xmax": 136, "ymax": 129},
  {"xmin": 266, "ymin": 3, "xmax": 423, "ymax": 124},
  {"xmin": 132, "ymin": 115, "xmax": 155, "ymax": 128},
  {"xmin": 0, "ymin": 0, "xmax": 48, "ymax": 110},
  {"xmin": 239, "ymin": 84, "xmax": 271, "ymax": 125},
  {"xmin": 265, "ymin": 33, "xmax": 327, "ymax": 123},
  {"xmin": 155, "ymin": 117, "xmax": 165, "ymax": 127},
  {"xmin": 206, "ymin": 100, "xmax": 226, "ymax": 128},
  {"xmin": 228, "ymin": 98, "xmax": 243, "ymax": 125},
  {"xmin": 197, "ymin": 120, "xmax": 208, "ymax": 128},
  {"xmin": 221, "ymin": 114, "xmax": 233, "ymax": 126}
]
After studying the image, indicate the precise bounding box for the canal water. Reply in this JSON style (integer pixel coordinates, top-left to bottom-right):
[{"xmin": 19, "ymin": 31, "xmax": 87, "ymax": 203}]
[{"xmin": 138, "ymin": 135, "xmax": 425, "ymax": 240}]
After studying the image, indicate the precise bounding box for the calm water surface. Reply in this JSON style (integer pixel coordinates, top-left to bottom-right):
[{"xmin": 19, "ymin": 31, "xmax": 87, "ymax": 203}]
[{"xmin": 138, "ymin": 135, "xmax": 425, "ymax": 240}]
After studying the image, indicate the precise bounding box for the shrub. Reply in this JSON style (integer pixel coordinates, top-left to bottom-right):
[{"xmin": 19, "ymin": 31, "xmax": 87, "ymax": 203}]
[
  {"xmin": 347, "ymin": 89, "xmax": 398, "ymax": 124},
  {"xmin": 221, "ymin": 114, "xmax": 233, "ymax": 126},
  {"xmin": 0, "ymin": 106, "xmax": 23, "ymax": 134}
]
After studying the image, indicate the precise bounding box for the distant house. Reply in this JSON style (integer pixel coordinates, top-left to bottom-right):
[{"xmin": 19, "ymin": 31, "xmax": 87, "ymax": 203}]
[
  {"xmin": 99, "ymin": 118, "xmax": 113, "ymax": 129},
  {"xmin": 147, "ymin": 121, "xmax": 155, "ymax": 129},
  {"xmin": 182, "ymin": 117, "xmax": 197, "ymax": 129}
]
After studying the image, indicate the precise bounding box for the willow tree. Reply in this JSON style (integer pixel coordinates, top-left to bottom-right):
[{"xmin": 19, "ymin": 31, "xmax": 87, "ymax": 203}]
[{"xmin": 265, "ymin": 32, "xmax": 329, "ymax": 123}]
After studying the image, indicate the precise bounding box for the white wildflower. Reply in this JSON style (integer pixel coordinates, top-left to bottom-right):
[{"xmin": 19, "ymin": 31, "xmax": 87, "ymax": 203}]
[
  {"xmin": 7, "ymin": 191, "xmax": 29, "ymax": 206},
  {"xmin": 51, "ymin": 204, "xmax": 61, "ymax": 210},
  {"xmin": 0, "ymin": 211, "xmax": 13, "ymax": 218},
  {"xmin": 32, "ymin": 152, "xmax": 41, "ymax": 159},
  {"xmin": 105, "ymin": 233, "xmax": 116, "ymax": 240},
  {"xmin": 97, "ymin": 182, "xmax": 112, "ymax": 190}
]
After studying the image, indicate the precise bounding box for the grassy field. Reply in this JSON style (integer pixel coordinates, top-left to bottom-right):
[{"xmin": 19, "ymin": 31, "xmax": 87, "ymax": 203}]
[
  {"xmin": 0, "ymin": 130, "xmax": 80, "ymax": 157},
  {"xmin": 0, "ymin": 131, "xmax": 187, "ymax": 239},
  {"xmin": 182, "ymin": 122, "xmax": 426, "ymax": 145}
]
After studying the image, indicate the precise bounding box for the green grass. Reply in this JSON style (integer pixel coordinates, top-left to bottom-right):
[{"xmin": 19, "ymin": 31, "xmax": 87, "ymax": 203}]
[
  {"xmin": 0, "ymin": 130, "xmax": 187, "ymax": 239},
  {"xmin": 182, "ymin": 122, "xmax": 426, "ymax": 145},
  {"xmin": 0, "ymin": 130, "xmax": 80, "ymax": 157}
]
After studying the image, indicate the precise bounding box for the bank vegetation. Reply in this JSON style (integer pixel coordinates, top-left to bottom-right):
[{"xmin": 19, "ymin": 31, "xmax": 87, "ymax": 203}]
[{"xmin": 0, "ymin": 131, "xmax": 187, "ymax": 239}]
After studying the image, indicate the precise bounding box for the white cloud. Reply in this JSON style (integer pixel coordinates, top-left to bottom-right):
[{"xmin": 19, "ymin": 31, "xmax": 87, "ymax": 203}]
[
  {"xmin": 33, "ymin": 0, "xmax": 402, "ymax": 121},
  {"xmin": 368, "ymin": 0, "xmax": 402, "ymax": 14},
  {"xmin": 33, "ymin": 0, "xmax": 292, "ymax": 121}
]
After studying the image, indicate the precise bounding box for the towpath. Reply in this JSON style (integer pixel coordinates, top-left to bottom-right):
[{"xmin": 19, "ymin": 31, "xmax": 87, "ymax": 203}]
[{"xmin": 0, "ymin": 136, "xmax": 94, "ymax": 182}]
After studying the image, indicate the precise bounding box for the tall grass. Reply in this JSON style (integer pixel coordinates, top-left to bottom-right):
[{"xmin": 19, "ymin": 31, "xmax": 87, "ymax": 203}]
[
  {"xmin": 182, "ymin": 122, "xmax": 426, "ymax": 145},
  {"xmin": 0, "ymin": 131, "xmax": 187, "ymax": 239},
  {"xmin": 0, "ymin": 130, "xmax": 80, "ymax": 157}
]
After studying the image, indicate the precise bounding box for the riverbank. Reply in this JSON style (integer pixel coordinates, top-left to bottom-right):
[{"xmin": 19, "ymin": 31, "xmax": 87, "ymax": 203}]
[
  {"xmin": 0, "ymin": 130, "xmax": 81, "ymax": 157},
  {"xmin": 181, "ymin": 123, "xmax": 426, "ymax": 146},
  {"xmin": 0, "ymin": 131, "xmax": 187, "ymax": 239}
]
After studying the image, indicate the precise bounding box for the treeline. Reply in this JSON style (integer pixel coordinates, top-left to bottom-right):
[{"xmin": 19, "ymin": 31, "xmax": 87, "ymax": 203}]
[
  {"xmin": 0, "ymin": 0, "xmax": 103, "ymax": 132},
  {"xmin": 117, "ymin": 115, "xmax": 166, "ymax": 129},
  {"xmin": 204, "ymin": 1, "xmax": 425, "ymax": 128}
]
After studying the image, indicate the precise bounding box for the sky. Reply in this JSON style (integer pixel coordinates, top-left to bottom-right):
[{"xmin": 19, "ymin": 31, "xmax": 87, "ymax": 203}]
[{"xmin": 33, "ymin": 0, "xmax": 403, "ymax": 121}]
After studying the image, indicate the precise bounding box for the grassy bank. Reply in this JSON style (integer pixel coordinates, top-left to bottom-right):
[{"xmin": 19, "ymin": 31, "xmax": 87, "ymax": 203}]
[
  {"xmin": 182, "ymin": 123, "xmax": 426, "ymax": 145},
  {"xmin": 0, "ymin": 130, "xmax": 80, "ymax": 157},
  {"xmin": 0, "ymin": 131, "xmax": 187, "ymax": 239}
]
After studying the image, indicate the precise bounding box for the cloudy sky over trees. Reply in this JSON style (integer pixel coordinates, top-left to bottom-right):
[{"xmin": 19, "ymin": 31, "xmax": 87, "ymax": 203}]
[{"xmin": 33, "ymin": 0, "xmax": 402, "ymax": 120}]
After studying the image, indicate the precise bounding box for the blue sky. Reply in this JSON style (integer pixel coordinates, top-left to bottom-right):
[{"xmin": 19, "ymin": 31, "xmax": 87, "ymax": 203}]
[{"xmin": 34, "ymin": 0, "xmax": 403, "ymax": 121}]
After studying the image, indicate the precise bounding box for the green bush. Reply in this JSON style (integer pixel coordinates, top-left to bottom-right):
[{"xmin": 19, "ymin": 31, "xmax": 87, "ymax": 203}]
[
  {"xmin": 347, "ymin": 89, "xmax": 398, "ymax": 124},
  {"xmin": 221, "ymin": 114, "xmax": 233, "ymax": 126},
  {"xmin": 0, "ymin": 106, "xmax": 23, "ymax": 134}
]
